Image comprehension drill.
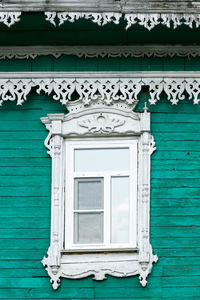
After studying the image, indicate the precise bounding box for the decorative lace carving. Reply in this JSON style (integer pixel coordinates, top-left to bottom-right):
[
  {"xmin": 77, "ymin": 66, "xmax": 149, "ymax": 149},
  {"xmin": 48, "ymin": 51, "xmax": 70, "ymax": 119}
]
[
  {"xmin": 44, "ymin": 12, "xmax": 200, "ymax": 30},
  {"xmin": 0, "ymin": 72, "xmax": 200, "ymax": 106},
  {"xmin": 2, "ymin": 45, "xmax": 200, "ymax": 60},
  {"xmin": 1, "ymin": 11, "xmax": 200, "ymax": 29},
  {"xmin": 45, "ymin": 12, "xmax": 121, "ymax": 27},
  {"xmin": 0, "ymin": 12, "xmax": 21, "ymax": 27}
]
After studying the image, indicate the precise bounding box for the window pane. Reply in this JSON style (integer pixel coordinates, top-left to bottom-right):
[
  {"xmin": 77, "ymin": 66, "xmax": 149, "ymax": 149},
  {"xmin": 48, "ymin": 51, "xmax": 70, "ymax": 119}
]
[
  {"xmin": 111, "ymin": 177, "xmax": 130, "ymax": 244},
  {"xmin": 74, "ymin": 148, "xmax": 129, "ymax": 172},
  {"xmin": 74, "ymin": 213, "xmax": 103, "ymax": 244},
  {"xmin": 74, "ymin": 178, "xmax": 103, "ymax": 210}
]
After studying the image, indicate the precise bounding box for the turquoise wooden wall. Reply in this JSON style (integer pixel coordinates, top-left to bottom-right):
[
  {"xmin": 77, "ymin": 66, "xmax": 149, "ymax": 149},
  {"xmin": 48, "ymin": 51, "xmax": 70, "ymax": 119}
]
[
  {"xmin": 0, "ymin": 15, "xmax": 200, "ymax": 299},
  {"xmin": 0, "ymin": 55, "xmax": 200, "ymax": 300}
]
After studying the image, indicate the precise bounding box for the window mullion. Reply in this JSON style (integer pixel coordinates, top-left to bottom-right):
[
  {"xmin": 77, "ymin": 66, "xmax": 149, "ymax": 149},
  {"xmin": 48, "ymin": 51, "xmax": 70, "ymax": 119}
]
[{"xmin": 104, "ymin": 174, "xmax": 111, "ymax": 246}]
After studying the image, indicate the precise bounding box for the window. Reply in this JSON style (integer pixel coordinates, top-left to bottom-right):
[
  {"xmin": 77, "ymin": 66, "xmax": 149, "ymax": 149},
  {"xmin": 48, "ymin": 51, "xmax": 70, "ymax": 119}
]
[
  {"xmin": 65, "ymin": 140, "xmax": 137, "ymax": 250},
  {"xmin": 41, "ymin": 99, "xmax": 158, "ymax": 290}
]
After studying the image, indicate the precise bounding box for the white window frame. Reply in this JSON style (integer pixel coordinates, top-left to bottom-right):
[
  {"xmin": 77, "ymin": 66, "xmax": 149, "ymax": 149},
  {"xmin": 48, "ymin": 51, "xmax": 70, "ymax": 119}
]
[
  {"xmin": 65, "ymin": 139, "xmax": 138, "ymax": 251},
  {"xmin": 41, "ymin": 98, "xmax": 158, "ymax": 290}
]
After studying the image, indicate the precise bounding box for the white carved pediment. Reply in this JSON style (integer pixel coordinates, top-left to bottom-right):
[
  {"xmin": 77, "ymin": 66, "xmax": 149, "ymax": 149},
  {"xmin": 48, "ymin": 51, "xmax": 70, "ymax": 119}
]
[
  {"xmin": 60, "ymin": 101, "xmax": 142, "ymax": 136},
  {"xmin": 78, "ymin": 113, "xmax": 125, "ymax": 134}
]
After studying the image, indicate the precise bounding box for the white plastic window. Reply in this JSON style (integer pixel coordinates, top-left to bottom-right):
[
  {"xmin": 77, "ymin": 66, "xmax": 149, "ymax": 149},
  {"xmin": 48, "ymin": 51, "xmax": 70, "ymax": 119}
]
[{"xmin": 65, "ymin": 139, "xmax": 137, "ymax": 251}]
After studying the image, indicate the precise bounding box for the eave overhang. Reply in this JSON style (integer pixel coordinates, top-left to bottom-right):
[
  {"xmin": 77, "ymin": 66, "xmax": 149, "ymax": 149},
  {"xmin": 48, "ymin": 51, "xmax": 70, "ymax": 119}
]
[{"xmin": 1, "ymin": 1, "xmax": 200, "ymax": 29}]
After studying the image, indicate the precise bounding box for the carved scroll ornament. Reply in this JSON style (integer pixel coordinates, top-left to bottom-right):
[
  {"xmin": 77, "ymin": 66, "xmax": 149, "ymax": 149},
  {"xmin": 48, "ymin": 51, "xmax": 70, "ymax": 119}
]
[{"xmin": 1, "ymin": 72, "xmax": 200, "ymax": 107}]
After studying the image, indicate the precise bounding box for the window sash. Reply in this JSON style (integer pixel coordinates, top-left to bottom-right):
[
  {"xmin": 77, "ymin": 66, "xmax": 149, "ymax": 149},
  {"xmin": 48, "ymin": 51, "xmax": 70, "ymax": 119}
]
[{"xmin": 65, "ymin": 139, "xmax": 137, "ymax": 250}]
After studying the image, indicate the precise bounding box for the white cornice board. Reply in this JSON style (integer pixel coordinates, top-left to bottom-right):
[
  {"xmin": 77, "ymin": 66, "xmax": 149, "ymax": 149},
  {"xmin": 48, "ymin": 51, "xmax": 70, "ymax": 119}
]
[
  {"xmin": 1, "ymin": 45, "xmax": 200, "ymax": 60},
  {"xmin": 0, "ymin": 71, "xmax": 200, "ymax": 106}
]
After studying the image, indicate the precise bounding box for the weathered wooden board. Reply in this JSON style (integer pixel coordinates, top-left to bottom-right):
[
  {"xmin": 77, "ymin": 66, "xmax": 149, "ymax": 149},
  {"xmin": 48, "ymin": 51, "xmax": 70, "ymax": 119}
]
[{"xmin": 1, "ymin": 0, "xmax": 200, "ymax": 13}]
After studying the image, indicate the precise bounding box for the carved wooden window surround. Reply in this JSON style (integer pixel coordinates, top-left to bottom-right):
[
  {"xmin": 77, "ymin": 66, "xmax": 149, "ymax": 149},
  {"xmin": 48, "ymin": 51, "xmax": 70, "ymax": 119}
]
[{"xmin": 41, "ymin": 98, "xmax": 158, "ymax": 290}]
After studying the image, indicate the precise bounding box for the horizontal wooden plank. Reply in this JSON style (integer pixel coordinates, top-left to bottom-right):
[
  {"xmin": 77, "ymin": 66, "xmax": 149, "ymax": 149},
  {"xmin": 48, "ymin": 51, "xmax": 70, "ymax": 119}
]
[
  {"xmin": 0, "ymin": 140, "xmax": 45, "ymax": 149},
  {"xmin": 0, "ymin": 166, "xmax": 50, "ymax": 175},
  {"xmin": 152, "ymin": 207, "xmax": 200, "ymax": 216},
  {"xmin": 0, "ymin": 269, "xmax": 46, "ymax": 278},
  {"xmin": 152, "ymin": 123, "xmax": 200, "ymax": 132},
  {"xmin": 0, "ymin": 228, "xmax": 49, "ymax": 239},
  {"xmin": 147, "ymin": 102, "xmax": 200, "ymax": 113},
  {"xmin": 0, "ymin": 287, "xmax": 94, "ymax": 298},
  {"xmin": 0, "ymin": 158, "xmax": 50, "ymax": 167},
  {"xmin": 152, "ymin": 151, "xmax": 200, "ymax": 160},
  {"xmin": 95, "ymin": 286, "xmax": 200, "ymax": 298},
  {"xmin": 0, "ymin": 176, "xmax": 50, "ymax": 186},
  {"xmin": 0, "ymin": 132, "xmax": 45, "ymax": 140},
  {"xmin": 151, "ymin": 226, "xmax": 200, "ymax": 238},
  {"xmin": 0, "ymin": 196, "xmax": 50, "ymax": 208},
  {"xmin": 152, "ymin": 172, "xmax": 200, "ymax": 180},
  {"xmin": 151, "ymin": 197, "xmax": 200, "ymax": 207},
  {"xmin": 151, "ymin": 216, "xmax": 200, "ymax": 226},
  {"xmin": 0, "ymin": 208, "xmax": 50, "ymax": 218},
  {"xmin": 152, "ymin": 187, "xmax": 200, "ymax": 198},
  {"xmin": 0, "ymin": 186, "xmax": 50, "ymax": 196},
  {"xmin": 0, "ymin": 238, "xmax": 49, "ymax": 249},
  {"xmin": 0, "ymin": 217, "xmax": 50, "ymax": 228},
  {"xmin": 155, "ymin": 247, "xmax": 200, "ymax": 257},
  {"xmin": 0, "ymin": 277, "xmax": 95, "ymax": 288},
  {"xmin": 0, "ymin": 121, "xmax": 44, "ymax": 131},
  {"xmin": 153, "ymin": 132, "xmax": 200, "ymax": 141},
  {"xmin": 151, "ymin": 178, "xmax": 200, "ymax": 187},
  {"xmin": 151, "ymin": 160, "xmax": 200, "ymax": 170},
  {"xmin": 152, "ymin": 237, "xmax": 200, "ymax": 248},
  {"xmin": 0, "ymin": 249, "xmax": 44, "ymax": 260},
  {"xmin": 152, "ymin": 113, "xmax": 200, "ymax": 123}
]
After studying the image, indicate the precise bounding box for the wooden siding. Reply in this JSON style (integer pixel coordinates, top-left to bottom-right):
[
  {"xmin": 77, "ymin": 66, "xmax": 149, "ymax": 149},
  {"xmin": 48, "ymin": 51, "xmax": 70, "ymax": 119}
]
[
  {"xmin": 0, "ymin": 56, "xmax": 200, "ymax": 299},
  {"xmin": 1, "ymin": 0, "xmax": 200, "ymax": 13}
]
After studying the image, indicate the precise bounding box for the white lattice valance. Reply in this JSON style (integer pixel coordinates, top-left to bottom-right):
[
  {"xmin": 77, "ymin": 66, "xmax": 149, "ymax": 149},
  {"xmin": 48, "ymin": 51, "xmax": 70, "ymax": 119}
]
[
  {"xmin": 1, "ymin": 72, "xmax": 200, "ymax": 107},
  {"xmin": 1, "ymin": 11, "xmax": 200, "ymax": 30}
]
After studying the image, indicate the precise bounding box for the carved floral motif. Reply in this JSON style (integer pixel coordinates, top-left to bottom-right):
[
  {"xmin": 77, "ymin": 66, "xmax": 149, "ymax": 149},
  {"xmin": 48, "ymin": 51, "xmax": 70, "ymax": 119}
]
[{"xmin": 78, "ymin": 113, "xmax": 125, "ymax": 133}]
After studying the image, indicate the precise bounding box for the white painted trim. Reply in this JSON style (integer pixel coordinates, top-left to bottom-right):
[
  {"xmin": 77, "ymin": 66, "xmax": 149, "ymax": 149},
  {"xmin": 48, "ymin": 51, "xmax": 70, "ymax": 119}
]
[
  {"xmin": 2, "ymin": 45, "xmax": 200, "ymax": 59},
  {"xmin": 1, "ymin": 71, "xmax": 200, "ymax": 106},
  {"xmin": 1, "ymin": 11, "xmax": 200, "ymax": 29},
  {"xmin": 41, "ymin": 100, "xmax": 157, "ymax": 289},
  {"xmin": 43, "ymin": 12, "xmax": 200, "ymax": 30}
]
